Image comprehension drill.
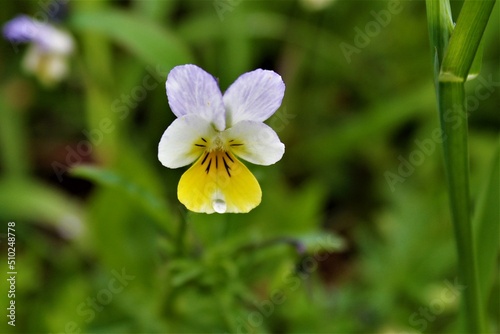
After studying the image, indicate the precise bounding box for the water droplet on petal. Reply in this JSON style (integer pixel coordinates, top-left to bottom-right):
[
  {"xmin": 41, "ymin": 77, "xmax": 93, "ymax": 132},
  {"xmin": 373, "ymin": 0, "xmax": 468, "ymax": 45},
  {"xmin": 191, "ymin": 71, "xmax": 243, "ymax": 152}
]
[{"xmin": 212, "ymin": 198, "xmax": 227, "ymax": 213}]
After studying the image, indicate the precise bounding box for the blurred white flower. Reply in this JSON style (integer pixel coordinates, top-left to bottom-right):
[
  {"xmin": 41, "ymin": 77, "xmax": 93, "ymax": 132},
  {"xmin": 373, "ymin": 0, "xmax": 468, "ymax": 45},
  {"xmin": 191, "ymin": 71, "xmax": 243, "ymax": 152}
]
[
  {"xmin": 300, "ymin": 0, "xmax": 336, "ymax": 11},
  {"xmin": 3, "ymin": 15, "xmax": 75, "ymax": 86},
  {"xmin": 58, "ymin": 214, "xmax": 84, "ymax": 239}
]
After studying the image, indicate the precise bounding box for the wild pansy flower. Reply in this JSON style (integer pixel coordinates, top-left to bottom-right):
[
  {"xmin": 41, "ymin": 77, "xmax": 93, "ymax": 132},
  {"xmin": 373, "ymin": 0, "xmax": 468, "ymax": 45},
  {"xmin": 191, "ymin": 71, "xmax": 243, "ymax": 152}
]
[
  {"xmin": 158, "ymin": 65, "xmax": 285, "ymax": 214},
  {"xmin": 3, "ymin": 15, "xmax": 74, "ymax": 86}
]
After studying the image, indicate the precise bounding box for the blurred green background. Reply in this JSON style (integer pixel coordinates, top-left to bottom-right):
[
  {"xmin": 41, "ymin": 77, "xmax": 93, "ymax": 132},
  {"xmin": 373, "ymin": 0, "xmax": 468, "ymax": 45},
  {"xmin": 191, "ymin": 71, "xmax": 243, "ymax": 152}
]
[{"xmin": 0, "ymin": 0, "xmax": 498, "ymax": 333}]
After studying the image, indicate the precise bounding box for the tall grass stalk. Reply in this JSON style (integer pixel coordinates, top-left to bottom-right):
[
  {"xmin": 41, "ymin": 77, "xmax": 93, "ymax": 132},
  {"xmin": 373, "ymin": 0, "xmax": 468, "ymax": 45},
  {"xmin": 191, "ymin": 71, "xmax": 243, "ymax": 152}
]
[{"xmin": 425, "ymin": 0, "xmax": 496, "ymax": 332}]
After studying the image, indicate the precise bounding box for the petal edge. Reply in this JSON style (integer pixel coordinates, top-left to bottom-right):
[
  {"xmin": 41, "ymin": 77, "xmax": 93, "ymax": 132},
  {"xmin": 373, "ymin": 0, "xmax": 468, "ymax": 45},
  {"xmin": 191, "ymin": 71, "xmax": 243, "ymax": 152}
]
[
  {"xmin": 224, "ymin": 121, "xmax": 285, "ymax": 166},
  {"xmin": 166, "ymin": 64, "xmax": 225, "ymax": 130},
  {"xmin": 158, "ymin": 114, "xmax": 216, "ymax": 168},
  {"xmin": 223, "ymin": 69, "xmax": 285, "ymax": 126}
]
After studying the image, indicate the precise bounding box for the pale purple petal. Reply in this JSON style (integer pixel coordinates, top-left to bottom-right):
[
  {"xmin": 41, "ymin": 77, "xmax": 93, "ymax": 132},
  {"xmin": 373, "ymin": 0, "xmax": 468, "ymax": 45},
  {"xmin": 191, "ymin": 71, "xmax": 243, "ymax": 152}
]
[
  {"xmin": 223, "ymin": 69, "xmax": 285, "ymax": 126},
  {"xmin": 158, "ymin": 114, "xmax": 217, "ymax": 169},
  {"xmin": 223, "ymin": 120, "xmax": 285, "ymax": 166},
  {"xmin": 3, "ymin": 15, "xmax": 73, "ymax": 54},
  {"xmin": 3, "ymin": 16, "xmax": 38, "ymax": 43},
  {"xmin": 166, "ymin": 64, "xmax": 226, "ymax": 131}
]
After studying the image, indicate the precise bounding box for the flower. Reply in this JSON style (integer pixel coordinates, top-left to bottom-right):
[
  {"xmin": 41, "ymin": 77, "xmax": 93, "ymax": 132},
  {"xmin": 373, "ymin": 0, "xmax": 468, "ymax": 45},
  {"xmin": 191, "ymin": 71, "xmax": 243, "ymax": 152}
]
[
  {"xmin": 300, "ymin": 0, "xmax": 337, "ymax": 11},
  {"xmin": 158, "ymin": 65, "xmax": 286, "ymax": 214},
  {"xmin": 3, "ymin": 15, "xmax": 74, "ymax": 86}
]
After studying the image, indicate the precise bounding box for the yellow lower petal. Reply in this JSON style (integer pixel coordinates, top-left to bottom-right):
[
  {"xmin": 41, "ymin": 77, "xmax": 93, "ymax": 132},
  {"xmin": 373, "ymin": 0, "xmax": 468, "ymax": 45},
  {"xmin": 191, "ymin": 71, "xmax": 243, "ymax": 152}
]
[{"xmin": 178, "ymin": 150, "xmax": 261, "ymax": 213}]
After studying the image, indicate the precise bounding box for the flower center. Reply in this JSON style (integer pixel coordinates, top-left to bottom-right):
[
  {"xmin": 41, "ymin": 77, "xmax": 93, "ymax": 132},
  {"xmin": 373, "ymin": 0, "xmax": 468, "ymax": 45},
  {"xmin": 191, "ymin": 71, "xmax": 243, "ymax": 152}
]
[
  {"xmin": 197, "ymin": 132, "xmax": 244, "ymax": 153},
  {"xmin": 185, "ymin": 135, "xmax": 254, "ymax": 214},
  {"xmin": 193, "ymin": 134, "xmax": 244, "ymax": 177},
  {"xmin": 197, "ymin": 148, "xmax": 238, "ymax": 215},
  {"xmin": 199, "ymin": 150, "xmax": 235, "ymax": 177},
  {"xmin": 211, "ymin": 135, "xmax": 225, "ymax": 151}
]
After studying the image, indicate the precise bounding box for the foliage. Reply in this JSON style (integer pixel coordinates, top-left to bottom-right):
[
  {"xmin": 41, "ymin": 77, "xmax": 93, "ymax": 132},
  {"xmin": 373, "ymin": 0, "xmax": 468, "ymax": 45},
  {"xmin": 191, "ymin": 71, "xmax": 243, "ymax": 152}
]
[{"xmin": 0, "ymin": 0, "xmax": 498, "ymax": 333}]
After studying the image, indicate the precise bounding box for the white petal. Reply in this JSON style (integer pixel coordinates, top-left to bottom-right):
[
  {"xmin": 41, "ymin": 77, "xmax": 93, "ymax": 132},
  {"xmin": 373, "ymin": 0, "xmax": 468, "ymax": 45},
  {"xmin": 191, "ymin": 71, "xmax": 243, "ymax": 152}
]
[
  {"xmin": 158, "ymin": 114, "xmax": 216, "ymax": 168},
  {"xmin": 22, "ymin": 46, "xmax": 69, "ymax": 85},
  {"xmin": 22, "ymin": 44, "xmax": 41, "ymax": 73},
  {"xmin": 166, "ymin": 65, "xmax": 225, "ymax": 130},
  {"xmin": 39, "ymin": 27, "xmax": 74, "ymax": 55},
  {"xmin": 223, "ymin": 69, "xmax": 285, "ymax": 126},
  {"xmin": 224, "ymin": 121, "xmax": 285, "ymax": 166}
]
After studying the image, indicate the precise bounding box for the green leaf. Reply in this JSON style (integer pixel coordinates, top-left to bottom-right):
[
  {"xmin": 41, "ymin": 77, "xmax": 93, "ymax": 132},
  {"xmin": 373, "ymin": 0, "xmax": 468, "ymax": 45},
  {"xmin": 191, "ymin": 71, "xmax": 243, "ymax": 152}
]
[
  {"xmin": 425, "ymin": 0, "xmax": 454, "ymax": 71},
  {"xmin": 467, "ymin": 38, "xmax": 484, "ymax": 81},
  {"xmin": 168, "ymin": 259, "xmax": 204, "ymax": 287},
  {"xmin": 0, "ymin": 178, "xmax": 82, "ymax": 234},
  {"xmin": 294, "ymin": 83, "xmax": 435, "ymax": 168},
  {"xmin": 69, "ymin": 9, "xmax": 193, "ymax": 68},
  {"xmin": 439, "ymin": 0, "xmax": 496, "ymax": 82},
  {"xmin": 72, "ymin": 2, "xmax": 122, "ymax": 161},
  {"xmin": 71, "ymin": 164, "xmax": 173, "ymax": 238},
  {"xmin": 133, "ymin": 0, "xmax": 176, "ymax": 22},
  {"xmin": 473, "ymin": 144, "xmax": 500, "ymax": 306},
  {"xmin": 296, "ymin": 232, "xmax": 346, "ymax": 253},
  {"xmin": 0, "ymin": 92, "xmax": 29, "ymax": 177}
]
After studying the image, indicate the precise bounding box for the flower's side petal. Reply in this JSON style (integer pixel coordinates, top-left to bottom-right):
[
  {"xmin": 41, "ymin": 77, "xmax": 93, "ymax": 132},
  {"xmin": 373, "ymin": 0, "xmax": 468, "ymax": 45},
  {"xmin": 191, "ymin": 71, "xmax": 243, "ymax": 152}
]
[
  {"xmin": 158, "ymin": 114, "xmax": 216, "ymax": 169},
  {"xmin": 224, "ymin": 121, "xmax": 285, "ymax": 166},
  {"xmin": 178, "ymin": 151, "xmax": 261, "ymax": 213},
  {"xmin": 223, "ymin": 69, "xmax": 285, "ymax": 126},
  {"xmin": 166, "ymin": 64, "xmax": 225, "ymax": 130}
]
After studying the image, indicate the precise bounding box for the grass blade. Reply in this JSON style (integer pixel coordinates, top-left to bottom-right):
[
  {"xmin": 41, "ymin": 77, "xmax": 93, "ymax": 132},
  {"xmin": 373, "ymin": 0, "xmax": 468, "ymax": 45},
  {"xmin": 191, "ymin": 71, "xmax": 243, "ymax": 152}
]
[
  {"xmin": 473, "ymin": 145, "xmax": 500, "ymax": 307},
  {"xmin": 69, "ymin": 9, "xmax": 193, "ymax": 68},
  {"xmin": 71, "ymin": 164, "xmax": 173, "ymax": 239},
  {"xmin": 425, "ymin": 0, "xmax": 454, "ymax": 70},
  {"xmin": 0, "ymin": 91, "xmax": 29, "ymax": 177},
  {"xmin": 467, "ymin": 39, "xmax": 484, "ymax": 81},
  {"xmin": 440, "ymin": 0, "xmax": 496, "ymax": 82}
]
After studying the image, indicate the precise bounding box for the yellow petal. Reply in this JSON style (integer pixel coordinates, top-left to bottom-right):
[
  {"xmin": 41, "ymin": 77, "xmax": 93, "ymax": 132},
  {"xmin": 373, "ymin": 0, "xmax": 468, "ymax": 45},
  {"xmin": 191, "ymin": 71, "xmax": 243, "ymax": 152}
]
[{"xmin": 178, "ymin": 150, "xmax": 261, "ymax": 213}]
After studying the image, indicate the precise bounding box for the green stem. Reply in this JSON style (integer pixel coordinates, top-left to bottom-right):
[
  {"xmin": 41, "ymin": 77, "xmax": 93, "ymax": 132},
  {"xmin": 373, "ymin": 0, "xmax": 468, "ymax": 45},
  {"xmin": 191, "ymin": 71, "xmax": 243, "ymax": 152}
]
[
  {"xmin": 73, "ymin": 0, "xmax": 120, "ymax": 166},
  {"xmin": 176, "ymin": 212, "xmax": 188, "ymax": 257},
  {"xmin": 425, "ymin": 0, "xmax": 496, "ymax": 331},
  {"xmin": 437, "ymin": 81, "xmax": 485, "ymax": 332},
  {"xmin": 0, "ymin": 94, "xmax": 29, "ymax": 178},
  {"xmin": 234, "ymin": 237, "xmax": 303, "ymax": 257}
]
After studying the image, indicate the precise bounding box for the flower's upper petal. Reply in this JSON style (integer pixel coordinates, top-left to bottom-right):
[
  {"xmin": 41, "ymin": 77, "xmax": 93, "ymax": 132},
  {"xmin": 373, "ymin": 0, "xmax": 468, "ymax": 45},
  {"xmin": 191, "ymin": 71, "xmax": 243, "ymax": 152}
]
[
  {"xmin": 158, "ymin": 114, "xmax": 217, "ymax": 168},
  {"xmin": 166, "ymin": 64, "xmax": 225, "ymax": 130},
  {"xmin": 3, "ymin": 16, "xmax": 74, "ymax": 54},
  {"xmin": 3, "ymin": 16, "xmax": 36, "ymax": 42},
  {"xmin": 223, "ymin": 69, "xmax": 285, "ymax": 126},
  {"xmin": 224, "ymin": 120, "xmax": 285, "ymax": 166}
]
